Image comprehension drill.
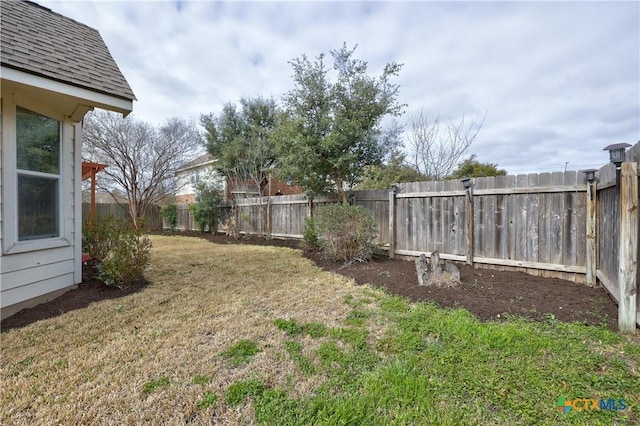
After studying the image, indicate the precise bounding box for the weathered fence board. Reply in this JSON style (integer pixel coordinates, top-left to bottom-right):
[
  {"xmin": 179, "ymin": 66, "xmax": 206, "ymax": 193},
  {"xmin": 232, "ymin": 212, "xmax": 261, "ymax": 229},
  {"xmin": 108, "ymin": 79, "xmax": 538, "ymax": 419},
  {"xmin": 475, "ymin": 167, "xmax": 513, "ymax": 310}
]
[
  {"xmin": 81, "ymin": 203, "xmax": 162, "ymax": 230},
  {"xmin": 598, "ymin": 186, "xmax": 619, "ymax": 284},
  {"xmin": 353, "ymin": 189, "xmax": 389, "ymax": 243},
  {"xmin": 618, "ymin": 162, "xmax": 638, "ymax": 332}
]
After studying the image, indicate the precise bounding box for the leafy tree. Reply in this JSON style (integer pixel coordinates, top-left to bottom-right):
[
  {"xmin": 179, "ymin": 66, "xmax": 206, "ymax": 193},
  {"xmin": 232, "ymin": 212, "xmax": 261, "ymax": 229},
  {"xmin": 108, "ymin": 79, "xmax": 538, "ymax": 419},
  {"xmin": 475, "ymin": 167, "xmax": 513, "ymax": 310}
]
[
  {"xmin": 448, "ymin": 155, "xmax": 507, "ymax": 179},
  {"xmin": 190, "ymin": 180, "xmax": 225, "ymax": 233},
  {"xmin": 201, "ymin": 97, "xmax": 280, "ymax": 198},
  {"xmin": 357, "ymin": 149, "xmax": 426, "ymax": 190},
  {"xmin": 160, "ymin": 204, "xmax": 178, "ymax": 231},
  {"xmin": 277, "ymin": 43, "xmax": 404, "ymax": 203},
  {"xmin": 83, "ymin": 110, "xmax": 201, "ymax": 229},
  {"xmin": 407, "ymin": 108, "xmax": 485, "ymax": 180}
]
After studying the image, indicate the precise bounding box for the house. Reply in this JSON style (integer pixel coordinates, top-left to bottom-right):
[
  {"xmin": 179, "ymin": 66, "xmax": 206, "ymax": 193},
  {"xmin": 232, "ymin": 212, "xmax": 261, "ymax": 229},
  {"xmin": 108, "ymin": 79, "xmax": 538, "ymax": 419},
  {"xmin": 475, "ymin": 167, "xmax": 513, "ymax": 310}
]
[
  {"xmin": 174, "ymin": 153, "xmax": 225, "ymax": 204},
  {"xmin": 226, "ymin": 175, "xmax": 304, "ymax": 200},
  {"xmin": 174, "ymin": 153, "xmax": 303, "ymax": 203},
  {"xmin": 1, "ymin": 1, "xmax": 136, "ymax": 319}
]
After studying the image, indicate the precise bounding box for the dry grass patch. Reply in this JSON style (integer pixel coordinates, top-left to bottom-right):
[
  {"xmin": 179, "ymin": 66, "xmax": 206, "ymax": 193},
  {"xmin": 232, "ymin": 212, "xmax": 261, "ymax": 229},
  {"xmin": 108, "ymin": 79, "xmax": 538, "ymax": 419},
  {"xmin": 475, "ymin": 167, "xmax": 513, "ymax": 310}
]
[{"xmin": 1, "ymin": 235, "xmax": 378, "ymax": 425}]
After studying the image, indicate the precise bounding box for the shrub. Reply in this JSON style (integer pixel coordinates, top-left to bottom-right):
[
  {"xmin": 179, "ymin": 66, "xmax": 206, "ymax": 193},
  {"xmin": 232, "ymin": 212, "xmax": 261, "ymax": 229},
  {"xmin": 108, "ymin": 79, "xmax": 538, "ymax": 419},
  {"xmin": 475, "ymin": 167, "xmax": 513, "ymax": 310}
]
[
  {"xmin": 82, "ymin": 216, "xmax": 120, "ymax": 265},
  {"xmin": 160, "ymin": 204, "xmax": 178, "ymax": 231},
  {"xmin": 192, "ymin": 180, "xmax": 225, "ymax": 233},
  {"xmin": 83, "ymin": 216, "xmax": 151, "ymax": 288},
  {"xmin": 301, "ymin": 217, "xmax": 320, "ymax": 249},
  {"xmin": 314, "ymin": 204, "xmax": 377, "ymax": 263},
  {"xmin": 98, "ymin": 224, "xmax": 151, "ymax": 288}
]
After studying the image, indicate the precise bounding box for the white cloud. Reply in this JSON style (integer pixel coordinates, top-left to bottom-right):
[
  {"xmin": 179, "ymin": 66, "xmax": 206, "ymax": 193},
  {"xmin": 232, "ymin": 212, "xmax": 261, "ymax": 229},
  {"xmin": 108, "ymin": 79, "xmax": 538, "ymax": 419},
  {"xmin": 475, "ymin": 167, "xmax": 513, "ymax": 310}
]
[{"xmin": 40, "ymin": 0, "xmax": 639, "ymax": 175}]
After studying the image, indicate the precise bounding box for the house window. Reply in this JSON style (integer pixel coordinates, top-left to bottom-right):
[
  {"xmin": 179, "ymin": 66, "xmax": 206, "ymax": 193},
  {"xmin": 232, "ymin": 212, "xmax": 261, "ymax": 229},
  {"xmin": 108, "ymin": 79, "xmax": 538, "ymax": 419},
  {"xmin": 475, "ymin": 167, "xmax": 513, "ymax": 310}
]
[
  {"xmin": 191, "ymin": 169, "xmax": 200, "ymax": 184},
  {"xmin": 16, "ymin": 106, "xmax": 61, "ymax": 240}
]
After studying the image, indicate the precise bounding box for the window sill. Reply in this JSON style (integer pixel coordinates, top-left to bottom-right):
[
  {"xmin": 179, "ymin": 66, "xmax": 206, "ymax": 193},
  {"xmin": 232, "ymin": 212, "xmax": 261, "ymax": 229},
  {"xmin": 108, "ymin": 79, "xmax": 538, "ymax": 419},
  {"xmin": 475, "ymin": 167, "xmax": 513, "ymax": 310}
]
[{"xmin": 3, "ymin": 237, "xmax": 72, "ymax": 255}]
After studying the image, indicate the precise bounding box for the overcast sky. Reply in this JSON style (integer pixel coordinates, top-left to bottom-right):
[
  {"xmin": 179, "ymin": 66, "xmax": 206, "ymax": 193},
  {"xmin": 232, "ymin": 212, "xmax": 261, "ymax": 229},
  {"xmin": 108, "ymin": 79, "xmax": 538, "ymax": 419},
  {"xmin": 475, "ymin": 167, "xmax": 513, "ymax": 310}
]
[{"xmin": 40, "ymin": 0, "xmax": 639, "ymax": 175}]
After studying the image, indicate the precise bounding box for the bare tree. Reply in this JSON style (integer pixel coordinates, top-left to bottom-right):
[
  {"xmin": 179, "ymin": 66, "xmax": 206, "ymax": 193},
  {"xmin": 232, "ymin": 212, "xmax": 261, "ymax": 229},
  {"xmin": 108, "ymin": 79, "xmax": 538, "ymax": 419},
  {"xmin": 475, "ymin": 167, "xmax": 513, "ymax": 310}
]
[
  {"xmin": 83, "ymin": 110, "xmax": 201, "ymax": 229},
  {"xmin": 406, "ymin": 108, "xmax": 485, "ymax": 181}
]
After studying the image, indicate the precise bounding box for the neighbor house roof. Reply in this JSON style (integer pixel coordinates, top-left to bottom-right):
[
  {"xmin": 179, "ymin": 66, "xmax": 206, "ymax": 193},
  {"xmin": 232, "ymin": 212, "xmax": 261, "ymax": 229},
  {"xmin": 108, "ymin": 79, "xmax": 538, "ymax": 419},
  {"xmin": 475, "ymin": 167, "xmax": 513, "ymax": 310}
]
[
  {"xmin": 176, "ymin": 153, "xmax": 217, "ymax": 173},
  {"xmin": 0, "ymin": 0, "xmax": 136, "ymax": 102}
]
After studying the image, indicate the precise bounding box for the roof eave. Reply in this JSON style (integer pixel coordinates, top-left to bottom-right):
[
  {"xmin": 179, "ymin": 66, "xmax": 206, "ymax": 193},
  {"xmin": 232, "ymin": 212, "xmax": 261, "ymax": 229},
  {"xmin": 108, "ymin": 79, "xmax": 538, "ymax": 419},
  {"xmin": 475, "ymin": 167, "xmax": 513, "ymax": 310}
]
[
  {"xmin": 175, "ymin": 160, "xmax": 218, "ymax": 174},
  {"xmin": 1, "ymin": 65, "xmax": 134, "ymax": 116}
]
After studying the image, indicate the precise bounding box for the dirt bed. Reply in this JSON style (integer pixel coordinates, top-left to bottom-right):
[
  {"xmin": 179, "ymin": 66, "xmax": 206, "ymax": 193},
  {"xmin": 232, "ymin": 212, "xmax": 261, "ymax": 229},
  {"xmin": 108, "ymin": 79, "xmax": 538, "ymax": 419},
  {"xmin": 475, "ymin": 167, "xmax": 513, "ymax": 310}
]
[{"xmin": 2, "ymin": 230, "xmax": 618, "ymax": 331}]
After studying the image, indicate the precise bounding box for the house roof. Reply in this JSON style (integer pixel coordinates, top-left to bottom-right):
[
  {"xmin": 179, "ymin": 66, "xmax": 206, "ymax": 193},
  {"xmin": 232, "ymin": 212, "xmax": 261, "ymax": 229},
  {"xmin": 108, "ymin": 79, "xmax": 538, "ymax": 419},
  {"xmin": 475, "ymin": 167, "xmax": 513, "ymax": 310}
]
[
  {"xmin": 0, "ymin": 0, "xmax": 136, "ymax": 102},
  {"xmin": 176, "ymin": 153, "xmax": 216, "ymax": 173}
]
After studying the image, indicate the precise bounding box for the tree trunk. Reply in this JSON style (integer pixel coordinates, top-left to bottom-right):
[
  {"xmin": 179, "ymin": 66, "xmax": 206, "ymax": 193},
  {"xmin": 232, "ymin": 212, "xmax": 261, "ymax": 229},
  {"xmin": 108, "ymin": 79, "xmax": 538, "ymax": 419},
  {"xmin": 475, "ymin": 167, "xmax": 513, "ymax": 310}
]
[
  {"xmin": 431, "ymin": 251, "xmax": 442, "ymax": 278},
  {"xmin": 335, "ymin": 181, "xmax": 348, "ymax": 204},
  {"xmin": 415, "ymin": 251, "xmax": 460, "ymax": 288},
  {"xmin": 415, "ymin": 253, "xmax": 430, "ymax": 286}
]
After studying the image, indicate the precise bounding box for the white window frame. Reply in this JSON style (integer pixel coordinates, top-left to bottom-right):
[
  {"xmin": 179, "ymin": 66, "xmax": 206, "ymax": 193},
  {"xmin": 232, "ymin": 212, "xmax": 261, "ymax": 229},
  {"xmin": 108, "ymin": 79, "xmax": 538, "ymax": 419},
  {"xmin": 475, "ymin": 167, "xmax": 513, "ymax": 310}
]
[
  {"xmin": 16, "ymin": 106, "xmax": 62, "ymax": 241},
  {"xmin": 1, "ymin": 95, "xmax": 72, "ymax": 254}
]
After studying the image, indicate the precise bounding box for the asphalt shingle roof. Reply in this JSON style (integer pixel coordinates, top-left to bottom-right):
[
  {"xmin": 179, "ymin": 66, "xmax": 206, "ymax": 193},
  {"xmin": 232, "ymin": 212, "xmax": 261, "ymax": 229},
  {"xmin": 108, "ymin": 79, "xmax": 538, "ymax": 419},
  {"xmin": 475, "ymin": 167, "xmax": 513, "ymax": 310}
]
[
  {"xmin": 177, "ymin": 153, "xmax": 216, "ymax": 171},
  {"xmin": 1, "ymin": 0, "xmax": 136, "ymax": 101}
]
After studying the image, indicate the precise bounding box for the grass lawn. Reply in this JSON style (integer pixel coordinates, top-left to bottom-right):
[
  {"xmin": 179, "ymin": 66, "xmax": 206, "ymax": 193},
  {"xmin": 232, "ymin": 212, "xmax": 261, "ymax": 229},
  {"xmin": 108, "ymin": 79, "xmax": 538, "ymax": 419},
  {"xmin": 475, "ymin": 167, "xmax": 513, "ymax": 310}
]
[{"xmin": 1, "ymin": 235, "xmax": 639, "ymax": 425}]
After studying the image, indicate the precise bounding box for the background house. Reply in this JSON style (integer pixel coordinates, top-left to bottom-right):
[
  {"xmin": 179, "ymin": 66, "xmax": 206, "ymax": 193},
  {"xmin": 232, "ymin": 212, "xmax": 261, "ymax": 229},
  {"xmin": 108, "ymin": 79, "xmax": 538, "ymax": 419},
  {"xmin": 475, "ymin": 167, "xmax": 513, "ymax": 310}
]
[
  {"xmin": 227, "ymin": 175, "xmax": 304, "ymax": 200},
  {"xmin": 174, "ymin": 153, "xmax": 225, "ymax": 204},
  {"xmin": 174, "ymin": 153, "xmax": 303, "ymax": 203},
  {"xmin": 0, "ymin": 0, "xmax": 135, "ymax": 319}
]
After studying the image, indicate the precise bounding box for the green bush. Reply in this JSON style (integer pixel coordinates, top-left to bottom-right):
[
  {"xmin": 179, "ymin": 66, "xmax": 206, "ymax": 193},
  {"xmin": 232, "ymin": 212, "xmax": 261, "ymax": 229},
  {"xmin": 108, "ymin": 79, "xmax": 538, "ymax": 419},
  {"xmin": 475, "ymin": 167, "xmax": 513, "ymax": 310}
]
[
  {"xmin": 83, "ymin": 216, "xmax": 151, "ymax": 288},
  {"xmin": 98, "ymin": 224, "xmax": 151, "ymax": 288},
  {"xmin": 192, "ymin": 181, "xmax": 225, "ymax": 233},
  {"xmin": 314, "ymin": 204, "xmax": 377, "ymax": 262},
  {"xmin": 301, "ymin": 217, "xmax": 320, "ymax": 249},
  {"xmin": 82, "ymin": 216, "xmax": 120, "ymax": 265},
  {"xmin": 160, "ymin": 204, "xmax": 178, "ymax": 231}
]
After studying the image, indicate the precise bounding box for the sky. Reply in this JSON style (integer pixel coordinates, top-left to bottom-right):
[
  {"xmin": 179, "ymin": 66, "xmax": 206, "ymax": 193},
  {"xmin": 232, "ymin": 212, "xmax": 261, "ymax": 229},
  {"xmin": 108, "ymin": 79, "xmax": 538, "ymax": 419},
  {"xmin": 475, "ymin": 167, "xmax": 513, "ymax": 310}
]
[{"xmin": 39, "ymin": 0, "xmax": 640, "ymax": 175}]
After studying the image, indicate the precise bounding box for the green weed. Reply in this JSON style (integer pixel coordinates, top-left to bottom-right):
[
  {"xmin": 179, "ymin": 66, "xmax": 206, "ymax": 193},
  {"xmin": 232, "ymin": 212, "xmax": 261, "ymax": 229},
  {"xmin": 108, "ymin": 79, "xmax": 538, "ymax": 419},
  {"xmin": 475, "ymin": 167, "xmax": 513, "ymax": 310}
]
[
  {"xmin": 142, "ymin": 377, "xmax": 169, "ymax": 395},
  {"xmin": 225, "ymin": 379, "xmax": 265, "ymax": 406},
  {"xmin": 220, "ymin": 339, "xmax": 261, "ymax": 367},
  {"xmin": 192, "ymin": 374, "xmax": 210, "ymax": 385},
  {"xmin": 247, "ymin": 294, "xmax": 639, "ymax": 425},
  {"xmin": 197, "ymin": 392, "xmax": 218, "ymax": 409},
  {"xmin": 284, "ymin": 341, "xmax": 315, "ymax": 375}
]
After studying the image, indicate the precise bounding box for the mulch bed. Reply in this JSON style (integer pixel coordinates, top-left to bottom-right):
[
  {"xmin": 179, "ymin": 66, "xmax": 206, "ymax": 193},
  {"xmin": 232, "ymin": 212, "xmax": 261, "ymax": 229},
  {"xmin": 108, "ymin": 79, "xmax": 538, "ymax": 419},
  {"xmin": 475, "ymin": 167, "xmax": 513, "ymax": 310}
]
[{"xmin": 2, "ymin": 230, "xmax": 619, "ymax": 331}]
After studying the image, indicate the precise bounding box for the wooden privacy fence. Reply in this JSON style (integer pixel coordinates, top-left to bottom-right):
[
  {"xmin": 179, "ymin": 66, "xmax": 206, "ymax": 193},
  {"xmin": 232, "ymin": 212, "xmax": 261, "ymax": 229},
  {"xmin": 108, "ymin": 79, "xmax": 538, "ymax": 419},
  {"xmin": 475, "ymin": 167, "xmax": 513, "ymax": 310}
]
[
  {"xmin": 168, "ymin": 191, "xmax": 390, "ymax": 243},
  {"xmin": 81, "ymin": 203, "xmax": 163, "ymax": 230},
  {"xmin": 163, "ymin": 142, "xmax": 639, "ymax": 332},
  {"xmin": 593, "ymin": 143, "xmax": 639, "ymax": 333},
  {"xmin": 389, "ymin": 173, "xmax": 589, "ymax": 280}
]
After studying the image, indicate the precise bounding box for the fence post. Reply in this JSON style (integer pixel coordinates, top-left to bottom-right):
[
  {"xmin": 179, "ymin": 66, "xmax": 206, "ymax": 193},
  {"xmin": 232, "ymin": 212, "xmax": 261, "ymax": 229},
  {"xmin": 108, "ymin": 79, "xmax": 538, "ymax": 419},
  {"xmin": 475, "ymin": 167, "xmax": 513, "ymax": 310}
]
[
  {"xmin": 265, "ymin": 197, "xmax": 271, "ymax": 239},
  {"xmin": 388, "ymin": 185, "xmax": 397, "ymax": 259},
  {"xmin": 307, "ymin": 197, "xmax": 313, "ymax": 219},
  {"xmin": 586, "ymin": 180, "xmax": 597, "ymax": 286},
  {"xmin": 234, "ymin": 202, "xmax": 240, "ymax": 237},
  {"xmin": 618, "ymin": 162, "xmax": 638, "ymax": 333},
  {"xmin": 465, "ymin": 184, "xmax": 474, "ymax": 266}
]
